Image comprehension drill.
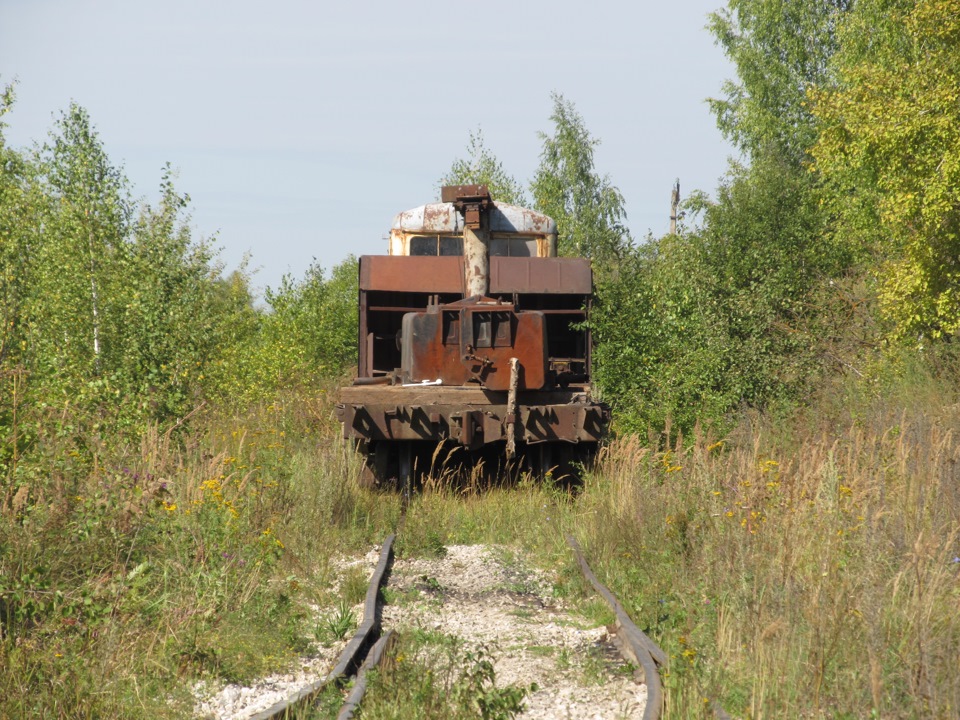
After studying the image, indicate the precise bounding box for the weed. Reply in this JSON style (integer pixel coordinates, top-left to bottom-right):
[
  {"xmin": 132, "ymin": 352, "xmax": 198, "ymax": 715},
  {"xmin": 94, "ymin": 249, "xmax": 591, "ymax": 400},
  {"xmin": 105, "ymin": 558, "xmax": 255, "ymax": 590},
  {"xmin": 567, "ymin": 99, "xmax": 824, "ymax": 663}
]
[
  {"xmin": 339, "ymin": 566, "xmax": 369, "ymax": 606},
  {"xmin": 525, "ymin": 645, "xmax": 555, "ymax": 657},
  {"xmin": 0, "ymin": 396, "xmax": 385, "ymax": 717},
  {"xmin": 416, "ymin": 575, "xmax": 443, "ymax": 593},
  {"xmin": 360, "ymin": 635, "xmax": 536, "ymax": 720},
  {"xmin": 381, "ymin": 586, "xmax": 420, "ymax": 606},
  {"xmin": 316, "ymin": 601, "xmax": 356, "ymax": 644},
  {"xmin": 579, "ymin": 645, "xmax": 613, "ymax": 686}
]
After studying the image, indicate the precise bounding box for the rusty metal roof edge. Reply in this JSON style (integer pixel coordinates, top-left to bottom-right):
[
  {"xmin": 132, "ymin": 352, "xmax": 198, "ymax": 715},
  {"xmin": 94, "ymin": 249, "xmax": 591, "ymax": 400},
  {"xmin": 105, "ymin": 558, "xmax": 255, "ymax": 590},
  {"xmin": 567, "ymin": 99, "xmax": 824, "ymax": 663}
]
[{"xmin": 392, "ymin": 201, "xmax": 557, "ymax": 235}]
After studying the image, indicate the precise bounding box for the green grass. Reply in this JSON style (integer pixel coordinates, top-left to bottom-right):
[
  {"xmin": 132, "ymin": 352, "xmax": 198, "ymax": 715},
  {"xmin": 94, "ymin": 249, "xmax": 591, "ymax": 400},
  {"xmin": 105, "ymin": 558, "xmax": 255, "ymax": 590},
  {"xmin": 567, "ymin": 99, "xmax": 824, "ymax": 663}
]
[
  {"xmin": 568, "ymin": 371, "xmax": 960, "ymax": 718},
  {"xmin": 0, "ymin": 391, "xmax": 397, "ymax": 718},
  {"xmin": 361, "ymin": 363, "xmax": 960, "ymax": 718},
  {"xmin": 315, "ymin": 601, "xmax": 356, "ymax": 644}
]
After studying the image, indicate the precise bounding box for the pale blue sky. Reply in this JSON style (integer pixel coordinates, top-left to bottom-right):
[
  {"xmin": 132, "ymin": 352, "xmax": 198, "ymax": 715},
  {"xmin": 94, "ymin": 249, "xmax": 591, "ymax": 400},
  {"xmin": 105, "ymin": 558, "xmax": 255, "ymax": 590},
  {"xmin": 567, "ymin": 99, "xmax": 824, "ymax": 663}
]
[{"xmin": 1, "ymin": 0, "xmax": 734, "ymax": 296}]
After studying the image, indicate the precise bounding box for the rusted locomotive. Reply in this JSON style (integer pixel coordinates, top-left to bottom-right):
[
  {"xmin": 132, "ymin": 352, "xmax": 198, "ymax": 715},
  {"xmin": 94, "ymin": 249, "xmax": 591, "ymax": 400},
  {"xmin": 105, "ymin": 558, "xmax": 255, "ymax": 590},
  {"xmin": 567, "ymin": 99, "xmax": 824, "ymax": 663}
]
[{"xmin": 336, "ymin": 185, "xmax": 609, "ymax": 487}]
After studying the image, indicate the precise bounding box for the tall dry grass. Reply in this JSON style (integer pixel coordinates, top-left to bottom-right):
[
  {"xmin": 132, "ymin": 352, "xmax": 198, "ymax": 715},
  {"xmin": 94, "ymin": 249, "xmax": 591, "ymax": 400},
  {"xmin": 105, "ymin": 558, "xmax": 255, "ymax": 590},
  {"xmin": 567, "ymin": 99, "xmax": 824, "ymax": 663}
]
[{"xmin": 577, "ymin": 384, "xmax": 960, "ymax": 717}]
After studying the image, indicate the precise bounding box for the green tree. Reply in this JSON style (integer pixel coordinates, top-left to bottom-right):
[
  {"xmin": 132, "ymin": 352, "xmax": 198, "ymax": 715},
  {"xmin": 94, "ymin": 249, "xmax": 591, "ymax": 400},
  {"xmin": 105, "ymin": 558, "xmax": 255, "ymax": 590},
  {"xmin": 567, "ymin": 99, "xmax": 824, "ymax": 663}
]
[
  {"xmin": 2, "ymin": 101, "xmax": 255, "ymax": 443},
  {"xmin": 439, "ymin": 129, "xmax": 527, "ymax": 206},
  {"xmin": 530, "ymin": 93, "xmax": 630, "ymax": 270},
  {"xmin": 212, "ymin": 256, "xmax": 359, "ymax": 404},
  {"xmin": 708, "ymin": 0, "xmax": 852, "ymax": 163},
  {"xmin": 28, "ymin": 103, "xmax": 132, "ymax": 392},
  {"xmin": 0, "ymin": 82, "xmax": 45, "ymax": 483},
  {"xmin": 115, "ymin": 166, "xmax": 239, "ymax": 421},
  {"xmin": 267, "ymin": 256, "xmax": 359, "ymax": 376},
  {"xmin": 592, "ymin": 236, "xmax": 733, "ymax": 433},
  {"xmin": 593, "ymin": 153, "xmax": 835, "ymax": 433},
  {"xmin": 591, "ymin": 0, "xmax": 864, "ymax": 432},
  {"xmin": 811, "ymin": 0, "xmax": 960, "ymax": 342},
  {"xmin": 0, "ymin": 83, "xmax": 36, "ymax": 371}
]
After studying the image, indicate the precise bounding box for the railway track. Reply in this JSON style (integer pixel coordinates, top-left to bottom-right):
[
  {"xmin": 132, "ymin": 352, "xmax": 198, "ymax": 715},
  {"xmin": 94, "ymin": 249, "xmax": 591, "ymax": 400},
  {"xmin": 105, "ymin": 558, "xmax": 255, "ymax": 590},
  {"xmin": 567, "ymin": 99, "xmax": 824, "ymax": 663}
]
[{"xmin": 235, "ymin": 527, "xmax": 665, "ymax": 720}]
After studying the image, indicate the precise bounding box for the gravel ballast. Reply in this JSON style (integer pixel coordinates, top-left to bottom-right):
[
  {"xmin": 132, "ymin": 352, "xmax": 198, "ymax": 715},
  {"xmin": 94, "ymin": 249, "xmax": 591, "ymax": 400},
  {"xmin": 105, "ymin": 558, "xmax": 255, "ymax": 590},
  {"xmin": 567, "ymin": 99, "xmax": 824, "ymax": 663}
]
[
  {"xmin": 383, "ymin": 544, "xmax": 647, "ymax": 719},
  {"xmin": 193, "ymin": 543, "xmax": 647, "ymax": 719}
]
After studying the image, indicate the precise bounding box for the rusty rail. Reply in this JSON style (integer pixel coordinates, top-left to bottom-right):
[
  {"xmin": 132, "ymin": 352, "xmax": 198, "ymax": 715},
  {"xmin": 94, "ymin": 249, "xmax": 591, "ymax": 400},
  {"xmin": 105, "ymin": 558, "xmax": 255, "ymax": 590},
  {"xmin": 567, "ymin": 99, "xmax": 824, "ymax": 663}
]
[
  {"xmin": 330, "ymin": 534, "xmax": 395, "ymax": 679},
  {"xmin": 247, "ymin": 535, "xmax": 395, "ymax": 720},
  {"xmin": 566, "ymin": 534, "xmax": 665, "ymax": 720},
  {"xmin": 336, "ymin": 629, "xmax": 398, "ymax": 720}
]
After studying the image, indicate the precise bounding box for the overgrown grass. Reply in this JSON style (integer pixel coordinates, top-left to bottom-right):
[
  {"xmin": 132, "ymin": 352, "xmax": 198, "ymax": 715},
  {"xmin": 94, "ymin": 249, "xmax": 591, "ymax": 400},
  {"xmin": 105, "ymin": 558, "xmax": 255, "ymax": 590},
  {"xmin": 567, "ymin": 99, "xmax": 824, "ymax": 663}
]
[
  {"xmin": 388, "ymin": 362, "xmax": 960, "ymax": 718},
  {"xmin": 575, "ymin": 370, "xmax": 960, "ymax": 718},
  {"xmin": 4, "ymin": 363, "xmax": 959, "ymax": 718},
  {"xmin": 0, "ymin": 385, "xmax": 398, "ymax": 718}
]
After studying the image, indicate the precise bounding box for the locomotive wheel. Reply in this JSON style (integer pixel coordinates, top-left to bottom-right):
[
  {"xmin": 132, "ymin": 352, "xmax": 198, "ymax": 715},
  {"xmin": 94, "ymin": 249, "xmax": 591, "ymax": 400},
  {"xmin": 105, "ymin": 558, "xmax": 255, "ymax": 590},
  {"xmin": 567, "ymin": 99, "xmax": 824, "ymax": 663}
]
[
  {"xmin": 358, "ymin": 440, "xmax": 597, "ymax": 491},
  {"xmin": 358, "ymin": 441, "xmax": 394, "ymax": 489},
  {"xmin": 398, "ymin": 442, "xmax": 413, "ymax": 500}
]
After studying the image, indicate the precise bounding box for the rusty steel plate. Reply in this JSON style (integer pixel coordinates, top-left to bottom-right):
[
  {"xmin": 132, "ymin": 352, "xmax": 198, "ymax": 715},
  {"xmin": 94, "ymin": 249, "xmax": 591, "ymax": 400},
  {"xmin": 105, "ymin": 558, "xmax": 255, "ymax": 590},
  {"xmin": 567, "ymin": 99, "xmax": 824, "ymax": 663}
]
[
  {"xmin": 401, "ymin": 305, "xmax": 548, "ymax": 391},
  {"xmin": 360, "ymin": 256, "xmax": 591, "ymax": 295},
  {"xmin": 490, "ymin": 257, "xmax": 592, "ymax": 295},
  {"xmin": 360, "ymin": 256, "xmax": 465, "ymax": 293},
  {"xmin": 335, "ymin": 394, "xmax": 609, "ymax": 448}
]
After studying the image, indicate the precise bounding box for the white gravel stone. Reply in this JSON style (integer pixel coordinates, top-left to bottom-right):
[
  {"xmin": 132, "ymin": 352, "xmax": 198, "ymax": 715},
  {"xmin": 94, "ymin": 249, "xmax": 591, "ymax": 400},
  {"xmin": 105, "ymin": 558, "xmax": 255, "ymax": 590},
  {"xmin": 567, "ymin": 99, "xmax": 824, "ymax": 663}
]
[
  {"xmin": 192, "ymin": 647, "xmax": 344, "ymax": 720},
  {"xmin": 384, "ymin": 544, "xmax": 647, "ymax": 719}
]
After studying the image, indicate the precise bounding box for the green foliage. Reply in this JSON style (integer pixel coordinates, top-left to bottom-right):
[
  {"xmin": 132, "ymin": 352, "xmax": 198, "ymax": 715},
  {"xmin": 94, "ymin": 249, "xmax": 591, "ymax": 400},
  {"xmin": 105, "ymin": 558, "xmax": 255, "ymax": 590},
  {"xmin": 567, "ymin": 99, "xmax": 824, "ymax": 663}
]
[
  {"xmin": 115, "ymin": 167, "xmax": 248, "ymax": 421},
  {"xmin": 589, "ymin": 0, "xmax": 864, "ymax": 433},
  {"xmin": 440, "ymin": 96, "xmax": 630, "ymax": 276},
  {"xmin": 592, "ymin": 236, "xmax": 733, "ymax": 433},
  {"xmin": 0, "ymin": 100, "xmax": 260, "ymax": 462},
  {"xmin": 266, "ymin": 256, "xmax": 358, "ymax": 375},
  {"xmin": 210, "ymin": 256, "xmax": 358, "ymax": 405},
  {"xmin": 530, "ymin": 93, "xmax": 630, "ymax": 271},
  {"xmin": 28, "ymin": 103, "xmax": 132, "ymax": 391},
  {"xmin": 439, "ymin": 129, "xmax": 528, "ymax": 206},
  {"xmin": 593, "ymin": 153, "xmax": 844, "ymax": 433},
  {"xmin": 0, "ymin": 93, "xmax": 373, "ymax": 714},
  {"xmin": 708, "ymin": 0, "xmax": 851, "ymax": 164},
  {"xmin": 811, "ymin": 0, "xmax": 960, "ymax": 343},
  {"xmin": 0, "ymin": 85, "xmax": 39, "ymax": 373}
]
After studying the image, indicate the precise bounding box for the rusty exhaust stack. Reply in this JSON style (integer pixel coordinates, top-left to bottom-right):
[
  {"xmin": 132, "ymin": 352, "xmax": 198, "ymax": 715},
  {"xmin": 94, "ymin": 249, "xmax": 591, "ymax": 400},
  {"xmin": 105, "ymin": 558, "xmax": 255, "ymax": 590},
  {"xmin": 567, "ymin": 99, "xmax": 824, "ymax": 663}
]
[{"xmin": 441, "ymin": 184, "xmax": 492, "ymax": 298}]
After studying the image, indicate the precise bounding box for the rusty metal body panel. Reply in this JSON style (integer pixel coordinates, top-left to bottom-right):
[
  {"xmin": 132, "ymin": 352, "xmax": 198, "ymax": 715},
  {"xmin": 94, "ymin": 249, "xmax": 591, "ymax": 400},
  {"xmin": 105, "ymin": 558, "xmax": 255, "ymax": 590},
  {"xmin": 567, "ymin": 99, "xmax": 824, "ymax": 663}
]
[
  {"xmin": 492, "ymin": 256, "xmax": 591, "ymax": 295},
  {"xmin": 359, "ymin": 255, "xmax": 592, "ymax": 294},
  {"xmin": 357, "ymin": 254, "xmax": 593, "ymax": 388},
  {"xmin": 400, "ymin": 298, "xmax": 547, "ymax": 391}
]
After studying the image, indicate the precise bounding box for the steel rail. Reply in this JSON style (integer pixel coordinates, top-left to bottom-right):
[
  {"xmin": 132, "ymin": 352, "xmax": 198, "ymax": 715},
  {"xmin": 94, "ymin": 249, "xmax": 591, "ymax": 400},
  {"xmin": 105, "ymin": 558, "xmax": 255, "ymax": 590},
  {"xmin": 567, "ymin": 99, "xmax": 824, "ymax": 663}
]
[
  {"xmin": 247, "ymin": 535, "xmax": 395, "ymax": 720},
  {"xmin": 330, "ymin": 534, "xmax": 395, "ymax": 679},
  {"xmin": 566, "ymin": 534, "xmax": 665, "ymax": 720},
  {"xmin": 336, "ymin": 629, "xmax": 398, "ymax": 720}
]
